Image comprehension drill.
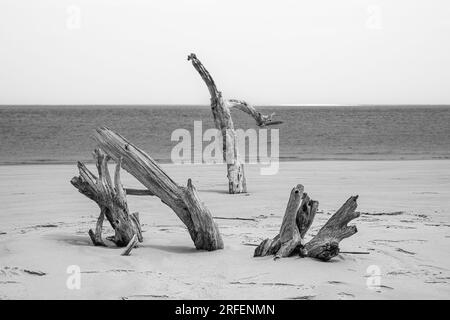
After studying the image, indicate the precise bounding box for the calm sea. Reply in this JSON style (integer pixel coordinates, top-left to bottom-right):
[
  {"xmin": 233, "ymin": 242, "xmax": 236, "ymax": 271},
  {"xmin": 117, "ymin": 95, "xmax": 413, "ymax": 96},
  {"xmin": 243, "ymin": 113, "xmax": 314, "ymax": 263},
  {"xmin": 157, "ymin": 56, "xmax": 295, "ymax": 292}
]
[{"xmin": 0, "ymin": 105, "xmax": 449, "ymax": 165}]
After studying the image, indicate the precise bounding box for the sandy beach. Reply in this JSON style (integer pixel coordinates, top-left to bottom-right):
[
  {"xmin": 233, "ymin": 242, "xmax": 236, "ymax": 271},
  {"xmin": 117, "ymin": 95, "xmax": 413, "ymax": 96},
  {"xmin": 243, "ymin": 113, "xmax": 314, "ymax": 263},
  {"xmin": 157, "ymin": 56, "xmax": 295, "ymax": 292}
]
[{"xmin": 0, "ymin": 160, "xmax": 449, "ymax": 300}]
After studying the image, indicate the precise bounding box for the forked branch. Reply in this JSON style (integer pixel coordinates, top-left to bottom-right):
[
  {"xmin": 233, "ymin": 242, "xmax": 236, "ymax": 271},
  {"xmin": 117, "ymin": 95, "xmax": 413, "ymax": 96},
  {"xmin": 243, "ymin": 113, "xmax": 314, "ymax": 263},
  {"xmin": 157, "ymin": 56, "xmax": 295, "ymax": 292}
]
[
  {"xmin": 254, "ymin": 184, "xmax": 316, "ymax": 258},
  {"xmin": 71, "ymin": 149, "xmax": 143, "ymax": 247},
  {"xmin": 254, "ymin": 184, "xmax": 359, "ymax": 261},
  {"xmin": 227, "ymin": 99, "xmax": 283, "ymax": 127},
  {"xmin": 187, "ymin": 53, "xmax": 282, "ymax": 194}
]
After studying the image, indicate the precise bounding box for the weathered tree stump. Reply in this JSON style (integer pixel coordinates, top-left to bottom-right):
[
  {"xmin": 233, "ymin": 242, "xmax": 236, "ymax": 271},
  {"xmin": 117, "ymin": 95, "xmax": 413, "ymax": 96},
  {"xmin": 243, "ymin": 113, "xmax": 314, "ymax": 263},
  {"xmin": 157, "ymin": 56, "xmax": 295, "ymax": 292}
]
[
  {"xmin": 305, "ymin": 196, "xmax": 359, "ymax": 261},
  {"xmin": 93, "ymin": 127, "xmax": 224, "ymax": 251},
  {"xmin": 188, "ymin": 53, "xmax": 282, "ymax": 194},
  {"xmin": 254, "ymin": 185, "xmax": 359, "ymax": 261},
  {"xmin": 71, "ymin": 149, "xmax": 143, "ymax": 247},
  {"xmin": 254, "ymin": 184, "xmax": 318, "ymax": 258}
]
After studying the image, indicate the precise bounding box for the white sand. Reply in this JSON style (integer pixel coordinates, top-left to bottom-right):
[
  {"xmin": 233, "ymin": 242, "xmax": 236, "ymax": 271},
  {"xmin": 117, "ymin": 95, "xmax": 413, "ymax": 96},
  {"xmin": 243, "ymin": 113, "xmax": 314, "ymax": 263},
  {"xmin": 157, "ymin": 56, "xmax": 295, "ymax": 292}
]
[{"xmin": 0, "ymin": 160, "xmax": 449, "ymax": 299}]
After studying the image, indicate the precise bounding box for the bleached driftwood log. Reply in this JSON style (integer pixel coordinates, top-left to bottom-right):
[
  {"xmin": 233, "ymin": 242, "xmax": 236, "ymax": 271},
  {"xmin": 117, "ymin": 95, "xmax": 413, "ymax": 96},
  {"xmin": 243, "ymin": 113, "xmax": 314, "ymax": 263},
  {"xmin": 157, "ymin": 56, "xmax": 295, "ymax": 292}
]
[
  {"xmin": 93, "ymin": 127, "xmax": 224, "ymax": 251},
  {"xmin": 71, "ymin": 149, "xmax": 143, "ymax": 247},
  {"xmin": 254, "ymin": 185, "xmax": 318, "ymax": 258},
  {"xmin": 188, "ymin": 53, "xmax": 282, "ymax": 194},
  {"xmin": 305, "ymin": 196, "xmax": 359, "ymax": 261},
  {"xmin": 254, "ymin": 185, "xmax": 359, "ymax": 261}
]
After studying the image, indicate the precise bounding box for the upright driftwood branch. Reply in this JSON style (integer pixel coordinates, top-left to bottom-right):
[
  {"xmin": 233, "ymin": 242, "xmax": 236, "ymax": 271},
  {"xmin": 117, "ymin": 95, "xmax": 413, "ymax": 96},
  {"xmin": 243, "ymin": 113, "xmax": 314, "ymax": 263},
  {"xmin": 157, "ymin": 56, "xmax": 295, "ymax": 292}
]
[
  {"xmin": 275, "ymin": 185, "xmax": 304, "ymax": 258},
  {"xmin": 297, "ymin": 193, "xmax": 319, "ymax": 239},
  {"xmin": 93, "ymin": 127, "xmax": 224, "ymax": 251},
  {"xmin": 71, "ymin": 149, "xmax": 143, "ymax": 247},
  {"xmin": 88, "ymin": 207, "xmax": 107, "ymax": 246},
  {"xmin": 188, "ymin": 53, "xmax": 282, "ymax": 194},
  {"xmin": 254, "ymin": 184, "xmax": 317, "ymax": 258},
  {"xmin": 254, "ymin": 185, "xmax": 359, "ymax": 261}
]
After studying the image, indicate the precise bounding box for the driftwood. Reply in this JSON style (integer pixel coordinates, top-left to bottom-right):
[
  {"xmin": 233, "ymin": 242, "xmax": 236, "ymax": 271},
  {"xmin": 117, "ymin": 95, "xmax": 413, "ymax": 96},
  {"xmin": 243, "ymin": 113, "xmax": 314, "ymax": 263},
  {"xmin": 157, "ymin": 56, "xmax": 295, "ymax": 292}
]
[
  {"xmin": 254, "ymin": 185, "xmax": 359, "ymax": 261},
  {"xmin": 254, "ymin": 185, "xmax": 318, "ymax": 258},
  {"xmin": 92, "ymin": 127, "xmax": 224, "ymax": 251},
  {"xmin": 188, "ymin": 53, "xmax": 282, "ymax": 194},
  {"xmin": 121, "ymin": 234, "xmax": 139, "ymax": 256},
  {"xmin": 71, "ymin": 149, "xmax": 143, "ymax": 247},
  {"xmin": 305, "ymin": 196, "xmax": 359, "ymax": 261}
]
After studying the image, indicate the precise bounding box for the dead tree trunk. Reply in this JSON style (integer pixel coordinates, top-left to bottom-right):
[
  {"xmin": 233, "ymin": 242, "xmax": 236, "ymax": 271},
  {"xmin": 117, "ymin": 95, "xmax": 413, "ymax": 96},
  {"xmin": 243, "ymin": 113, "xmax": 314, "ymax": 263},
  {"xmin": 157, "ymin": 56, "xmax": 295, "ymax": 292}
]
[
  {"xmin": 254, "ymin": 184, "xmax": 318, "ymax": 258},
  {"xmin": 187, "ymin": 53, "xmax": 282, "ymax": 194},
  {"xmin": 93, "ymin": 127, "xmax": 224, "ymax": 251},
  {"xmin": 305, "ymin": 196, "xmax": 359, "ymax": 261},
  {"xmin": 71, "ymin": 149, "xmax": 143, "ymax": 247},
  {"xmin": 254, "ymin": 185, "xmax": 359, "ymax": 261}
]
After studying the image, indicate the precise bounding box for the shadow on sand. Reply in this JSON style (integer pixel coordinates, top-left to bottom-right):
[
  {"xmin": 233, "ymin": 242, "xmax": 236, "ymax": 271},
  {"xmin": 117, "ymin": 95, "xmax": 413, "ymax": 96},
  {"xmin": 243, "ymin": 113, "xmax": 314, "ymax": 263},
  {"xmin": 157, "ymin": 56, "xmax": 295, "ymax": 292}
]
[
  {"xmin": 45, "ymin": 233, "xmax": 105, "ymax": 247},
  {"xmin": 142, "ymin": 244, "xmax": 198, "ymax": 254}
]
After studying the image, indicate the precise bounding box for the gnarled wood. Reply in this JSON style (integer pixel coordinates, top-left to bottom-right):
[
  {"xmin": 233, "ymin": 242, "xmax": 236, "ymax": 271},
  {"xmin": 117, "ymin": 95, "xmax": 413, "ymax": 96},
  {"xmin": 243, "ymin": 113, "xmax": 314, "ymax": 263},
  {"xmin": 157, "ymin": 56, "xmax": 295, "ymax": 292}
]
[
  {"xmin": 93, "ymin": 127, "xmax": 224, "ymax": 251},
  {"xmin": 71, "ymin": 149, "xmax": 143, "ymax": 247},
  {"xmin": 296, "ymin": 193, "xmax": 319, "ymax": 256},
  {"xmin": 88, "ymin": 207, "xmax": 106, "ymax": 246},
  {"xmin": 188, "ymin": 53, "xmax": 282, "ymax": 194},
  {"xmin": 254, "ymin": 185, "xmax": 360, "ymax": 262},
  {"xmin": 305, "ymin": 196, "xmax": 359, "ymax": 261},
  {"xmin": 275, "ymin": 184, "xmax": 304, "ymax": 259},
  {"xmin": 227, "ymin": 99, "xmax": 283, "ymax": 127},
  {"xmin": 254, "ymin": 184, "xmax": 318, "ymax": 258}
]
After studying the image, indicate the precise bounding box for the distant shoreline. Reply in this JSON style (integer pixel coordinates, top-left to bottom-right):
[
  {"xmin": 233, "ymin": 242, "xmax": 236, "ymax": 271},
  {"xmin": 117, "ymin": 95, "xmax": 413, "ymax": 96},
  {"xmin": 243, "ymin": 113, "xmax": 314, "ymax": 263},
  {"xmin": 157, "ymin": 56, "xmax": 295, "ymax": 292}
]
[
  {"xmin": 1, "ymin": 157, "xmax": 449, "ymax": 166},
  {"xmin": 1, "ymin": 104, "xmax": 450, "ymax": 109}
]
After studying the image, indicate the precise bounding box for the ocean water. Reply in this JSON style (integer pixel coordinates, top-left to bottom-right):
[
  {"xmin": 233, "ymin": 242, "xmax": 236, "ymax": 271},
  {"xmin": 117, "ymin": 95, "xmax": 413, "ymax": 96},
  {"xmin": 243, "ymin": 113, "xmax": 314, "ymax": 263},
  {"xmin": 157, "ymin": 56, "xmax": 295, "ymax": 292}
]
[{"xmin": 0, "ymin": 105, "xmax": 449, "ymax": 165}]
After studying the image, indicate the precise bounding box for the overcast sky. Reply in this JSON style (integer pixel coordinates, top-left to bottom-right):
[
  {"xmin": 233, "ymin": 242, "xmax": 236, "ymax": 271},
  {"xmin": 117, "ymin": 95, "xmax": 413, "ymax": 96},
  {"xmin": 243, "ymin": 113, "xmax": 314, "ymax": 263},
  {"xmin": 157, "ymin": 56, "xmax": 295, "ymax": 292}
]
[{"xmin": 1, "ymin": 0, "xmax": 449, "ymax": 105}]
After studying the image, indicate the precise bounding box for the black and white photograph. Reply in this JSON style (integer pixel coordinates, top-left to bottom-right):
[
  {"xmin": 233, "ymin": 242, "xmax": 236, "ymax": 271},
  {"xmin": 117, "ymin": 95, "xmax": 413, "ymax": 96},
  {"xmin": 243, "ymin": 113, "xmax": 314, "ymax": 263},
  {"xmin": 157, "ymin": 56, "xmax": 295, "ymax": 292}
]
[{"xmin": 0, "ymin": 0, "xmax": 449, "ymax": 304}]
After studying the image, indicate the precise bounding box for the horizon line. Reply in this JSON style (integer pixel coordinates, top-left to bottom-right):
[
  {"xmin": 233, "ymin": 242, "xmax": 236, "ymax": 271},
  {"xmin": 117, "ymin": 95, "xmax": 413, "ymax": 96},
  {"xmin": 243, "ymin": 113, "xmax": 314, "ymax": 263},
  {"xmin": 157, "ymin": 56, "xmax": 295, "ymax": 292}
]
[{"xmin": 1, "ymin": 103, "xmax": 450, "ymax": 107}]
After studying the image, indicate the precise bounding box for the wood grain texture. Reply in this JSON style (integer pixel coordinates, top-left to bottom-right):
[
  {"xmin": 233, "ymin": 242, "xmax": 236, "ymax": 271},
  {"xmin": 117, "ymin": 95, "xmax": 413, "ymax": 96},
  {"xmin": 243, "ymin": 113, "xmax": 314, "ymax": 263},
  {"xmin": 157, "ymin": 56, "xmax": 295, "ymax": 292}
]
[
  {"xmin": 71, "ymin": 149, "xmax": 142, "ymax": 247},
  {"xmin": 188, "ymin": 53, "xmax": 282, "ymax": 194},
  {"xmin": 93, "ymin": 127, "xmax": 224, "ymax": 251},
  {"xmin": 254, "ymin": 185, "xmax": 359, "ymax": 262},
  {"xmin": 254, "ymin": 184, "xmax": 315, "ymax": 258},
  {"xmin": 305, "ymin": 196, "xmax": 359, "ymax": 261}
]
